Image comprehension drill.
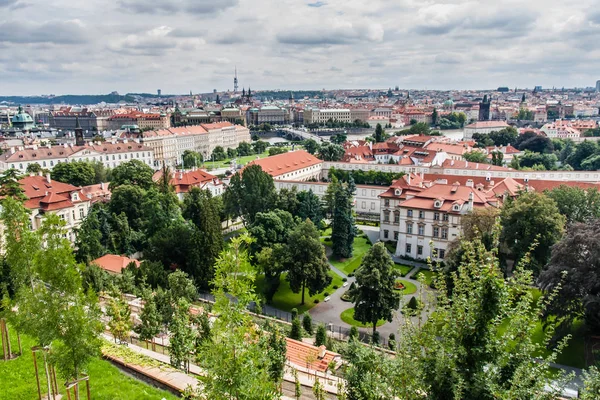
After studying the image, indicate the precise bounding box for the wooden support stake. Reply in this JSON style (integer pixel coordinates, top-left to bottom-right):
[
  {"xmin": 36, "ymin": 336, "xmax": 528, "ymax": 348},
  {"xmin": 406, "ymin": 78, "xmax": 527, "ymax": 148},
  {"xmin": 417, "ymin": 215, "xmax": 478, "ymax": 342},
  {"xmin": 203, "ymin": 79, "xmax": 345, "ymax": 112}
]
[{"xmin": 32, "ymin": 350, "xmax": 42, "ymax": 400}]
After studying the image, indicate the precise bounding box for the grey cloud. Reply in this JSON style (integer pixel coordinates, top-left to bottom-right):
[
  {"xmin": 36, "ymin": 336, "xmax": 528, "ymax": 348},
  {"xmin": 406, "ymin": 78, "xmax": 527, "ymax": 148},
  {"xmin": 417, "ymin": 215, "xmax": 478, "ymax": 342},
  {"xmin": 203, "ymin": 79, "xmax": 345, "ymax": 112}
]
[
  {"xmin": 435, "ymin": 52, "xmax": 464, "ymax": 64},
  {"xmin": 118, "ymin": 0, "xmax": 238, "ymax": 15},
  {"xmin": 308, "ymin": 1, "xmax": 326, "ymax": 7},
  {"xmin": 277, "ymin": 22, "xmax": 384, "ymax": 45},
  {"xmin": 0, "ymin": 20, "xmax": 88, "ymax": 44},
  {"xmin": 0, "ymin": 0, "xmax": 17, "ymax": 7}
]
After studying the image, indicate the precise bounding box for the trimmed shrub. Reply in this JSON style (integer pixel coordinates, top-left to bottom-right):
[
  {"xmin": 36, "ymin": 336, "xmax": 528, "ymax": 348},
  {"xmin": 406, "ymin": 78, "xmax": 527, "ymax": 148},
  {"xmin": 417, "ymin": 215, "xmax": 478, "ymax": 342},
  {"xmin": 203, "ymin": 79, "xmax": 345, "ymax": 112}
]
[
  {"xmin": 332, "ymin": 285, "xmax": 338, "ymax": 289},
  {"xmin": 323, "ymin": 291, "xmax": 330, "ymax": 297},
  {"xmin": 315, "ymin": 324, "xmax": 327, "ymax": 347},
  {"xmin": 388, "ymin": 333, "xmax": 397, "ymax": 351},
  {"xmin": 291, "ymin": 308, "xmax": 298, "ymax": 320},
  {"xmin": 342, "ymin": 277, "xmax": 348, "ymax": 282},
  {"xmin": 289, "ymin": 318, "xmax": 302, "ymax": 340},
  {"xmin": 314, "ymin": 299, "xmax": 320, "ymax": 304},
  {"xmin": 302, "ymin": 313, "xmax": 313, "ymax": 335}
]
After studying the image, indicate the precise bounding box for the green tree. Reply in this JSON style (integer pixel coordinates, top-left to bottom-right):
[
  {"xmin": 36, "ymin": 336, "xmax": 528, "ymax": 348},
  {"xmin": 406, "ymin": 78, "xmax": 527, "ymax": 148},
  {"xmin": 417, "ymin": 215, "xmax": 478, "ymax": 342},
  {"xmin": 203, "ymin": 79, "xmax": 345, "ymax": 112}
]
[
  {"xmin": 285, "ymin": 220, "xmax": 331, "ymax": 305},
  {"xmin": 252, "ymin": 140, "xmax": 269, "ymax": 154},
  {"xmin": 0, "ymin": 169, "xmax": 25, "ymax": 199},
  {"xmin": 237, "ymin": 141, "xmax": 253, "ymax": 156},
  {"xmin": 330, "ymin": 134, "xmax": 347, "ymax": 145},
  {"xmin": 51, "ymin": 161, "xmax": 96, "ymax": 187},
  {"xmin": 106, "ymin": 293, "xmax": 132, "ymax": 343},
  {"xmin": 197, "ymin": 234, "xmax": 280, "ymax": 398},
  {"xmin": 546, "ymin": 185, "xmax": 600, "ymax": 223},
  {"xmin": 463, "ymin": 150, "xmax": 488, "ymax": 163},
  {"xmin": 289, "ymin": 317, "xmax": 302, "ymax": 340},
  {"xmin": 408, "ymin": 122, "xmax": 430, "ymax": 135},
  {"xmin": 431, "ymin": 108, "xmax": 438, "ymax": 125},
  {"xmin": 297, "ymin": 189, "xmax": 324, "ymax": 226},
  {"xmin": 500, "ymin": 192, "xmax": 565, "ymax": 274},
  {"xmin": 351, "ymin": 243, "xmax": 399, "ymax": 334},
  {"xmin": 276, "ymin": 187, "xmax": 300, "ymax": 216},
  {"xmin": 539, "ymin": 220, "xmax": 600, "ymax": 340},
  {"xmin": 26, "ymin": 162, "xmax": 42, "ymax": 174},
  {"xmin": 168, "ymin": 270, "xmax": 197, "ymax": 302},
  {"xmin": 223, "ymin": 164, "xmax": 277, "ymax": 225},
  {"xmin": 315, "ymin": 323, "xmax": 327, "ymax": 347},
  {"xmin": 135, "ymin": 288, "xmax": 162, "ymax": 351},
  {"xmin": 109, "ymin": 185, "xmax": 146, "ymax": 232},
  {"xmin": 109, "ymin": 160, "xmax": 154, "ymax": 190},
  {"xmin": 374, "ymin": 123, "xmax": 385, "ymax": 143},
  {"xmin": 303, "ymin": 139, "xmax": 320, "ymax": 155},
  {"xmin": 264, "ymin": 325, "xmax": 287, "ymax": 392},
  {"xmin": 331, "ymin": 179, "xmax": 356, "ymax": 259},
  {"xmin": 302, "ymin": 313, "xmax": 313, "ymax": 335},
  {"xmin": 182, "ymin": 150, "xmax": 203, "ymax": 169},
  {"xmin": 319, "ymin": 143, "xmax": 345, "ymax": 161},
  {"xmin": 182, "ymin": 188, "xmax": 223, "ymax": 288},
  {"xmin": 169, "ymin": 299, "xmax": 195, "ymax": 373},
  {"xmin": 294, "ymin": 368, "xmax": 302, "ymax": 399},
  {"xmin": 211, "ymin": 146, "xmax": 227, "ymax": 161},
  {"xmin": 580, "ymin": 367, "xmax": 600, "ymax": 400},
  {"xmin": 74, "ymin": 207, "xmax": 106, "ymax": 263},
  {"xmin": 491, "ymin": 151, "xmax": 504, "ymax": 166},
  {"xmin": 567, "ymin": 140, "xmax": 598, "ymax": 170}
]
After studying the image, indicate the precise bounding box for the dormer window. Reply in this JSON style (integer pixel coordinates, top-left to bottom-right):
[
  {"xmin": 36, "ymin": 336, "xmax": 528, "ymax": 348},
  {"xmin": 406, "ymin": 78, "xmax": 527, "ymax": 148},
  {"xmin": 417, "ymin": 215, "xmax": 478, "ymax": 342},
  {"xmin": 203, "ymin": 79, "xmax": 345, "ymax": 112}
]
[
  {"xmin": 434, "ymin": 200, "xmax": 442, "ymax": 208},
  {"xmin": 395, "ymin": 189, "xmax": 402, "ymax": 196},
  {"xmin": 453, "ymin": 204, "xmax": 461, "ymax": 211},
  {"xmin": 71, "ymin": 192, "xmax": 79, "ymax": 202}
]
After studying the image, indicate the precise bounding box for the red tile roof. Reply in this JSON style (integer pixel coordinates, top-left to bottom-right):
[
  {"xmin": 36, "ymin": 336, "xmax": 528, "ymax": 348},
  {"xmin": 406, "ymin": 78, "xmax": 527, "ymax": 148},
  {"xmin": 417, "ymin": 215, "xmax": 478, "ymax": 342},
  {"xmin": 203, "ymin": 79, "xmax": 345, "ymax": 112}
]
[
  {"xmin": 153, "ymin": 169, "xmax": 221, "ymax": 194},
  {"xmin": 92, "ymin": 254, "xmax": 140, "ymax": 274},
  {"xmin": 285, "ymin": 338, "xmax": 339, "ymax": 373},
  {"xmin": 245, "ymin": 150, "xmax": 321, "ymax": 177}
]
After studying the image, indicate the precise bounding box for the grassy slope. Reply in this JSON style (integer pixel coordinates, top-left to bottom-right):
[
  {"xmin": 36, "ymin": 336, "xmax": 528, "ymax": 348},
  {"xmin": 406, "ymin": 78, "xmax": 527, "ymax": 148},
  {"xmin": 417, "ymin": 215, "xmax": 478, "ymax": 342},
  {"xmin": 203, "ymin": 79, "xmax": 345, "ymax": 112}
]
[
  {"xmin": 255, "ymin": 271, "xmax": 344, "ymax": 314},
  {"xmin": 394, "ymin": 264, "xmax": 414, "ymax": 277},
  {"xmin": 0, "ymin": 326, "xmax": 178, "ymax": 400}
]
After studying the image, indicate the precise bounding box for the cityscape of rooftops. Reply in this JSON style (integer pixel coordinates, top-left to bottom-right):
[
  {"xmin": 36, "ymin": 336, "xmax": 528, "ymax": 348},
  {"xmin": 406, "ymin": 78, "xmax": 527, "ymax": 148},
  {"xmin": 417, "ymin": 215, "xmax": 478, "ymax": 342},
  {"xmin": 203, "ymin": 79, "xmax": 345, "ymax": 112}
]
[{"xmin": 1, "ymin": 1, "xmax": 600, "ymax": 399}]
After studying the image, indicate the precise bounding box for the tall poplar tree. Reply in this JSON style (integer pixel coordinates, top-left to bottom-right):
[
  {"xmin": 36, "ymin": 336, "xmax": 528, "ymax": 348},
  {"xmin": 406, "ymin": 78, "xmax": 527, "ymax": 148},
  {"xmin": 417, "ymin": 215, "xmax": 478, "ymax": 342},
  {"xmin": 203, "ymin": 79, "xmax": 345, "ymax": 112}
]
[{"xmin": 331, "ymin": 178, "xmax": 356, "ymax": 259}]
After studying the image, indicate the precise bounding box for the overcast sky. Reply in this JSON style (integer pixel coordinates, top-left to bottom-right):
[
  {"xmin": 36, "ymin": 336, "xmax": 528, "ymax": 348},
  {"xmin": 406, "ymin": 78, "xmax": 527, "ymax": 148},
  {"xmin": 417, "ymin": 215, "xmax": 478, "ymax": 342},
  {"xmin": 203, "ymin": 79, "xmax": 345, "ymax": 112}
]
[{"xmin": 1, "ymin": 0, "xmax": 599, "ymax": 95}]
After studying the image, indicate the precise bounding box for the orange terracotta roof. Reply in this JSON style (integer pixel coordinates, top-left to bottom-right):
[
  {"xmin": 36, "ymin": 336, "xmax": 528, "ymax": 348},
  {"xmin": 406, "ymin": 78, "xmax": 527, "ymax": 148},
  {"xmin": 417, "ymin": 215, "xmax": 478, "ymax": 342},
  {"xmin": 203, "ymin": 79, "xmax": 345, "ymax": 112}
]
[
  {"xmin": 285, "ymin": 338, "xmax": 339, "ymax": 373},
  {"xmin": 92, "ymin": 254, "xmax": 141, "ymax": 274},
  {"xmin": 245, "ymin": 150, "xmax": 321, "ymax": 177}
]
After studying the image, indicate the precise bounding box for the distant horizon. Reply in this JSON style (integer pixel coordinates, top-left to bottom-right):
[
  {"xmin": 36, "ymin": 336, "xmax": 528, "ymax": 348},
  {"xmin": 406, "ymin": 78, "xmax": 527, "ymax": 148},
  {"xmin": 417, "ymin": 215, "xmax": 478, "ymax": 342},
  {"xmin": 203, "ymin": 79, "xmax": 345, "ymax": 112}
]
[{"xmin": 1, "ymin": 85, "xmax": 596, "ymax": 99}]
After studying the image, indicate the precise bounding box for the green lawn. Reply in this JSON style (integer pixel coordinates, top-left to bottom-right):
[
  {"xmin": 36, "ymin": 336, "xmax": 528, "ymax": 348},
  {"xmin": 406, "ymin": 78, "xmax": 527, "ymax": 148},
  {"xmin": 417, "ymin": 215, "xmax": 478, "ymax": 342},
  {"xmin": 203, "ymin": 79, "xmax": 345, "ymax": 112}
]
[
  {"xmin": 320, "ymin": 227, "xmax": 332, "ymax": 237},
  {"xmin": 0, "ymin": 326, "xmax": 178, "ymax": 400},
  {"xmin": 413, "ymin": 268, "xmax": 435, "ymax": 286},
  {"xmin": 255, "ymin": 271, "xmax": 344, "ymax": 314},
  {"xmin": 394, "ymin": 263, "xmax": 414, "ymax": 277},
  {"xmin": 328, "ymin": 236, "xmax": 372, "ymax": 275},
  {"xmin": 340, "ymin": 308, "xmax": 386, "ymax": 328},
  {"xmin": 384, "ymin": 241, "xmax": 397, "ymax": 254},
  {"xmin": 394, "ymin": 279, "xmax": 417, "ymax": 295}
]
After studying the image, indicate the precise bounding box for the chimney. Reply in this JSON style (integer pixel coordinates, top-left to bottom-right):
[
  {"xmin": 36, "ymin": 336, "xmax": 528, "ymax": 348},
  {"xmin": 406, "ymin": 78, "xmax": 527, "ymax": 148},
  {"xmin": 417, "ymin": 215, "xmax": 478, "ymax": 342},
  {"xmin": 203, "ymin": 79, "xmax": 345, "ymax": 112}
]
[
  {"xmin": 38, "ymin": 171, "xmax": 43, "ymax": 176},
  {"xmin": 318, "ymin": 345, "xmax": 327, "ymax": 359},
  {"xmin": 10, "ymin": 147, "xmax": 15, "ymax": 154},
  {"xmin": 465, "ymin": 161, "xmax": 469, "ymax": 168},
  {"xmin": 46, "ymin": 173, "xmax": 51, "ymax": 184},
  {"xmin": 179, "ymin": 172, "xmax": 183, "ymax": 180},
  {"xmin": 407, "ymin": 173, "xmax": 411, "ymax": 185},
  {"xmin": 101, "ymin": 182, "xmax": 105, "ymax": 190},
  {"xmin": 420, "ymin": 171, "xmax": 424, "ymax": 179}
]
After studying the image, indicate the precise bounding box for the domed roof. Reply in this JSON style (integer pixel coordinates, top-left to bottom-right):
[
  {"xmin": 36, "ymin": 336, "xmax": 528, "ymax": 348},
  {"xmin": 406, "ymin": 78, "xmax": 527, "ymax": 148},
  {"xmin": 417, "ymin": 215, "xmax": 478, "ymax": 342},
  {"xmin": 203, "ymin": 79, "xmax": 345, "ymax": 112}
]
[
  {"xmin": 12, "ymin": 106, "xmax": 34, "ymax": 124},
  {"xmin": 444, "ymin": 98, "xmax": 454, "ymax": 106}
]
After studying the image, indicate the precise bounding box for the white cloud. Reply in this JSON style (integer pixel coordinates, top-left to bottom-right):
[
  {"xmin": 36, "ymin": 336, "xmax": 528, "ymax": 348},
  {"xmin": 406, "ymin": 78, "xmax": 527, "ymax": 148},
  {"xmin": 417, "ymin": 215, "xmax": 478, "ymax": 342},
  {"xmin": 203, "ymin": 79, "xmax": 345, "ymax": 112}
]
[{"xmin": 0, "ymin": 0, "xmax": 598, "ymax": 94}]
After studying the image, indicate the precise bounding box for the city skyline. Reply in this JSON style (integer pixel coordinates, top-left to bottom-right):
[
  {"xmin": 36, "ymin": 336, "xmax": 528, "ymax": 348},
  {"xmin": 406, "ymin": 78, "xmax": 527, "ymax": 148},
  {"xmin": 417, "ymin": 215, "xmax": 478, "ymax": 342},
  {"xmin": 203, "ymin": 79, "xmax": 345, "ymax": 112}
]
[{"xmin": 1, "ymin": 0, "xmax": 600, "ymax": 95}]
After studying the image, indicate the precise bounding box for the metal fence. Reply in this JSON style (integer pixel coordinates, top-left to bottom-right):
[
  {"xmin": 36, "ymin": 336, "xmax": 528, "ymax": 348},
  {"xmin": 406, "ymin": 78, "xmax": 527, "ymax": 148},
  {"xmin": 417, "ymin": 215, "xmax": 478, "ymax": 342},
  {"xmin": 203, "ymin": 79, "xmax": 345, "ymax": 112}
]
[{"xmin": 197, "ymin": 292, "xmax": 389, "ymax": 348}]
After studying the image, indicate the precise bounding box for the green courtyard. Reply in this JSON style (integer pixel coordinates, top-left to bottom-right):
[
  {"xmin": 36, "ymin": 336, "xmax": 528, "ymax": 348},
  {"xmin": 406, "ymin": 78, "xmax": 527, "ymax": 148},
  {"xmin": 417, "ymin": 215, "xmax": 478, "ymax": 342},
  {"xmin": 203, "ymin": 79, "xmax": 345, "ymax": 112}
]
[
  {"xmin": 340, "ymin": 308, "xmax": 386, "ymax": 328},
  {"xmin": 327, "ymin": 236, "xmax": 372, "ymax": 275}
]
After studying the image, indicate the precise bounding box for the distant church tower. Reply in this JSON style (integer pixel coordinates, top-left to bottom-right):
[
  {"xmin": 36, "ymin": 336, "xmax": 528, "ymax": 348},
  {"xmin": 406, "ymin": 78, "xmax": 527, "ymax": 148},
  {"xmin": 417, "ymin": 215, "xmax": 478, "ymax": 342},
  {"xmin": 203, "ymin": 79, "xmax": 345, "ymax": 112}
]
[
  {"xmin": 478, "ymin": 95, "xmax": 491, "ymax": 121},
  {"xmin": 234, "ymin": 67, "xmax": 239, "ymax": 93},
  {"xmin": 75, "ymin": 116, "xmax": 85, "ymax": 146}
]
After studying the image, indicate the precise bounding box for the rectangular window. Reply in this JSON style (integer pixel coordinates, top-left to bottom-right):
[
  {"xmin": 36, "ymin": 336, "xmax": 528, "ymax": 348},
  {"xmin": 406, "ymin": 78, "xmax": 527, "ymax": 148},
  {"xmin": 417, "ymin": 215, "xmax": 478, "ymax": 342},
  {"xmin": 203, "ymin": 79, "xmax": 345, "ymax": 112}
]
[
  {"xmin": 406, "ymin": 223, "xmax": 413, "ymax": 235},
  {"xmin": 442, "ymin": 228, "xmax": 448, "ymax": 239},
  {"xmin": 443, "ymin": 213, "xmax": 449, "ymax": 222},
  {"xmin": 434, "ymin": 212, "xmax": 440, "ymax": 221},
  {"xmin": 79, "ymin": 208, "xmax": 85, "ymax": 219},
  {"xmin": 418, "ymin": 225, "xmax": 425, "ymax": 236},
  {"xmin": 384, "ymin": 230, "xmax": 389, "ymax": 239},
  {"xmin": 407, "ymin": 209, "xmax": 413, "ymax": 218},
  {"xmin": 72, "ymin": 210, "xmax": 75, "ymax": 221},
  {"xmin": 384, "ymin": 199, "xmax": 390, "ymax": 207},
  {"xmin": 417, "ymin": 245, "xmax": 423, "ymax": 256},
  {"xmin": 394, "ymin": 212, "xmax": 400, "ymax": 223},
  {"xmin": 383, "ymin": 211, "xmax": 390, "ymax": 223},
  {"xmin": 419, "ymin": 210, "xmax": 425, "ymax": 219},
  {"xmin": 394, "ymin": 231, "xmax": 399, "ymax": 240},
  {"xmin": 406, "ymin": 243, "xmax": 412, "ymax": 254},
  {"xmin": 433, "ymin": 227, "xmax": 439, "ymax": 238},
  {"xmin": 439, "ymin": 249, "xmax": 446, "ymax": 259}
]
